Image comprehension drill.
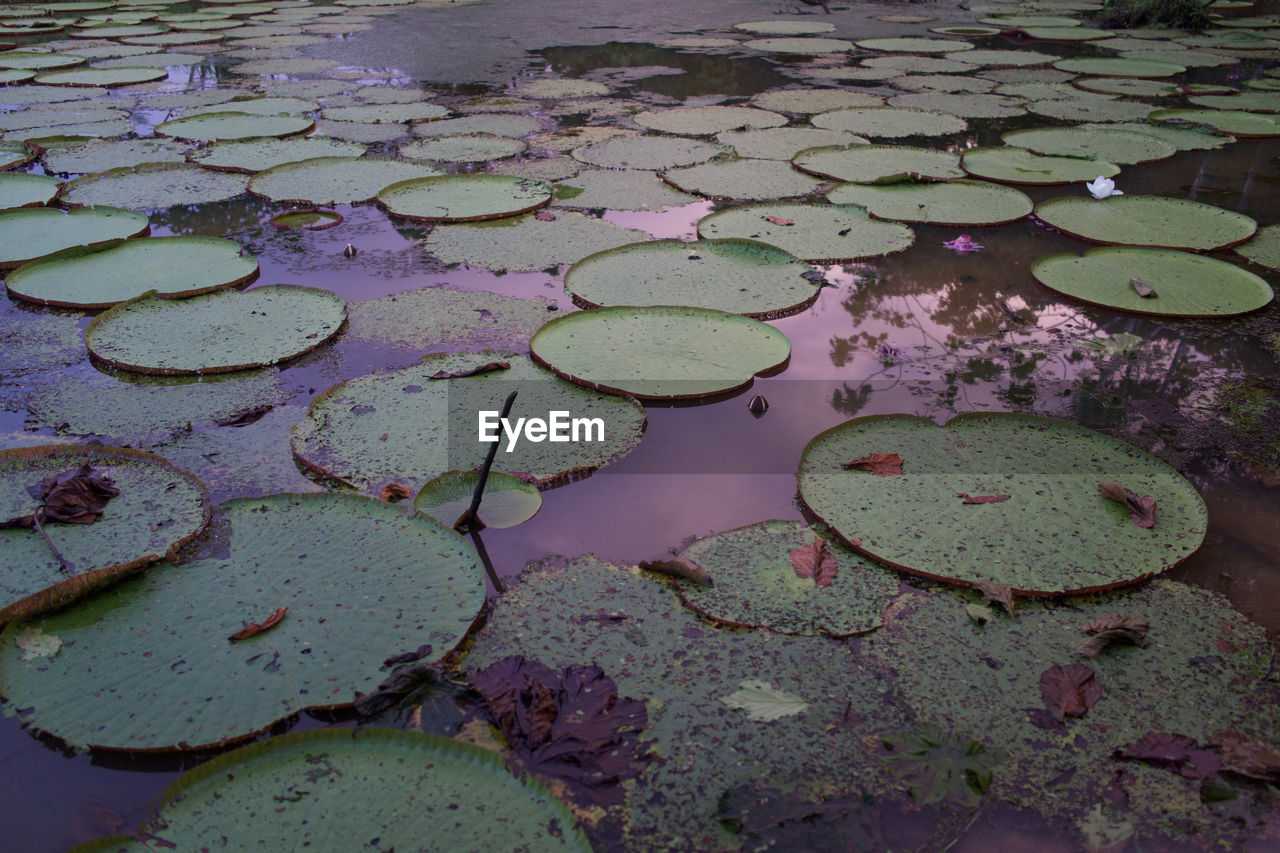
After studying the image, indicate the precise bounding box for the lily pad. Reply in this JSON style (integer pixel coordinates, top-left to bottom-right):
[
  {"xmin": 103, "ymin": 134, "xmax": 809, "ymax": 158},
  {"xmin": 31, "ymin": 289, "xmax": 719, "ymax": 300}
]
[
  {"xmin": 551, "ymin": 168, "xmax": 694, "ymax": 210},
  {"xmin": 634, "ymin": 105, "xmax": 786, "ymax": 136},
  {"xmin": 1001, "ymin": 127, "xmax": 1176, "ymax": 164},
  {"xmin": 660, "ymin": 158, "xmax": 823, "ymax": 201},
  {"xmin": 1034, "ymin": 195, "xmax": 1257, "ymax": 251},
  {"xmin": 529, "ymin": 306, "xmax": 790, "ymax": 400},
  {"xmin": 742, "ymin": 37, "xmax": 856, "ymax": 55},
  {"xmin": 185, "ymin": 97, "xmax": 319, "ymax": 117},
  {"xmin": 269, "ymin": 208, "xmax": 342, "ymax": 230},
  {"xmin": 962, "ymin": 146, "xmax": 1120, "ymax": 185},
  {"xmin": 377, "ymin": 174, "xmax": 551, "ymax": 222},
  {"xmin": 887, "ymin": 92, "xmax": 1026, "ymax": 119},
  {"xmin": 42, "ymin": 137, "xmax": 189, "ymax": 174},
  {"xmin": 156, "ymin": 110, "xmax": 313, "ymax": 142},
  {"xmin": 74, "ymin": 729, "xmax": 589, "ymax": 851},
  {"xmin": 0, "ymin": 444, "xmax": 210, "ymax": 624},
  {"xmin": 810, "ymin": 107, "xmax": 967, "ymax": 139},
  {"xmin": 1031, "ymin": 247, "xmax": 1273, "ymax": 316},
  {"xmin": 750, "ymin": 89, "xmax": 883, "ymax": 114},
  {"xmin": 398, "ymin": 133, "xmax": 526, "ymax": 163},
  {"xmin": 794, "ymin": 143, "xmax": 964, "ymax": 184},
  {"xmin": 409, "ymin": 112, "xmax": 542, "ymax": 139},
  {"xmin": 423, "ymin": 211, "xmax": 650, "ymax": 271},
  {"xmin": 856, "ymin": 37, "xmax": 973, "ymax": 53},
  {"xmin": 5, "ymin": 236, "xmax": 258, "ymax": 309},
  {"xmin": 513, "ymin": 78, "xmax": 608, "ymax": 99},
  {"xmin": 1188, "ymin": 93, "xmax": 1280, "ymax": 113},
  {"xmin": 85, "ymin": 285, "xmax": 346, "ymax": 375},
  {"xmin": 0, "ymin": 50, "xmax": 85, "ymax": 70},
  {"xmin": 674, "ymin": 520, "xmax": 900, "ymax": 636},
  {"xmin": 34, "ymin": 65, "xmax": 168, "ymax": 86},
  {"xmin": 572, "ymin": 134, "xmax": 723, "ymax": 170},
  {"xmin": 321, "ymin": 102, "xmax": 449, "ymax": 123},
  {"xmin": 0, "ymin": 206, "xmax": 148, "ymax": 269},
  {"xmin": 1027, "ymin": 97, "xmax": 1157, "ymax": 123},
  {"xmin": 733, "ymin": 19, "xmax": 835, "ymax": 36},
  {"xmin": 951, "ymin": 48, "xmax": 1059, "ymax": 66},
  {"xmin": 0, "ymin": 493, "xmax": 484, "ymax": 750},
  {"xmin": 1016, "ymin": 25, "xmax": 1113, "ymax": 40},
  {"xmin": 1083, "ymin": 121, "xmax": 1233, "ymax": 150},
  {"xmin": 697, "ymin": 202, "xmax": 915, "ymax": 262},
  {"xmin": 1235, "ymin": 223, "xmax": 1280, "ymax": 271},
  {"xmin": 413, "ymin": 470, "xmax": 541, "ymax": 529},
  {"xmin": 1072, "ymin": 77, "xmax": 1179, "ymax": 97},
  {"xmin": 247, "ymin": 156, "xmax": 440, "ymax": 205},
  {"xmin": 826, "ymin": 179, "xmax": 1033, "ymax": 226},
  {"xmin": 716, "ymin": 127, "xmax": 867, "ymax": 161},
  {"xmin": 1052, "ymin": 56, "xmax": 1186, "ymax": 77},
  {"xmin": 0, "ymin": 172, "xmax": 59, "ymax": 208},
  {"xmin": 188, "ymin": 136, "xmax": 365, "ymax": 173},
  {"xmin": 564, "ymin": 238, "xmax": 819, "ymax": 318},
  {"xmin": 292, "ymin": 352, "xmax": 646, "ymax": 491},
  {"xmin": 1148, "ymin": 108, "xmax": 1280, "ymax": 136},
  {"xmin": 797, "ymin": 412, "xmax": 1208, "ymax": 594},
  {"xmin": 58, "ymin": 162, "xmax": 249, "ymax": 209}
]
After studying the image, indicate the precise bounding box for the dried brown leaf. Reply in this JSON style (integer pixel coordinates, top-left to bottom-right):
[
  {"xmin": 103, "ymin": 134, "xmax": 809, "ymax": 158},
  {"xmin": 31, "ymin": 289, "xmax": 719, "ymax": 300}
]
[
  {"xmin": 228, "ymin": 606, "xmax": 287, "ymax": 642},
  {"xmin": 842, "ymin": 452, "xmax": 903, "ymax": 476},
  {"xmin": 16, "ymin": 463, "xmax": 121, "ymax": 526},
  {"xmin": 1210, "ymin": 728, "xmax": 1280, "ymax": 783},
  {"xmin": 429, "ymin": 360, "xmax": 511, "ymax": 380},
  {"xmin": 789, "ymin": 538, "xmax": 838, "ymax": 588},
  {"xmin": 1075, "ymin": 612, "xmax": 1149, "ymax": 657},
  {"xmin": 639, "ymin": 557, "xmax": 711, "ymax": 586},
  {"xmin": 973, "ymin": 579, "xmax": 1017, "ymax": 617},
  {"xmin": 1039, "ymin": 663, "xmax": 1101, "ymax": 720},
  {"xmin": 379, "ymin": 483, "xmax": 412, "ymax": 502},
  {"xmin": 765, "ymin": 215, "xmax": 795, "ymax": 226},
  {"xmin": 1115, "ymin": 732, "xmax": 1220, "ymax": 779},
  {"xmin": 1098, "ymin": 482, "xmax": 1156, "ymax": 528},
  {"xmin": 1130, "ymin": 276, "xmax": 1156, "ymax": 298},
  {"xmin": 955, "ymin": 493, "xmax": 1011, "ymax": 504}
]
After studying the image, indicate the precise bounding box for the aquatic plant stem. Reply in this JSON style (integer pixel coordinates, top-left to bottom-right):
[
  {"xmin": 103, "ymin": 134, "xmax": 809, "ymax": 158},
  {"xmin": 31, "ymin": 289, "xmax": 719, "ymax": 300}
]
[{"xmin": 456, "ymin": 389, "xmax": 518, "ymax": 533}]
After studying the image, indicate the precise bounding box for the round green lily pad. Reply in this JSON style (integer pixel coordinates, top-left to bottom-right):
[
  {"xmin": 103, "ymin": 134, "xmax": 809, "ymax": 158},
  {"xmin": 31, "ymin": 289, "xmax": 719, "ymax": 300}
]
[
  {"xmin": 413, "ymin": 470, "xmax": 542, "ymax": 529},
  {"xmin": 863, "ymin": 55, "xmax": 976, "ymax": 74},
  {"xmin": 398, "ymin": 133, "xmax": 526, "ymax": 163},
  {"xmin": 423, "ymin": 211, "xmax": 650, "ymax": 271},
  {"xmin": 377, "ymin": 174, "xmax": 550, "ymax": 222},
  {"xmin": 794, "ymin": 143, "xmax": 964, "ymax": 183},
  {"xmin": 675, "ymin": 520, "xmax": 901, "ymax": 636},
  {"xmin": 0, "ymin": 206, "xmax": 148, "ymax": 269},
  {"xmin": 797, "ymin": 413, "xmax": 1208, "ymax": 595},
  {"xmin": 1034, "ymin": 195, "xmax": 1257, "ymax": 251},
  {"xmin": 697, "ymin": 202, "xmax": 915, "ymax": 262},
  {"xmin": 750, "ymin": 89, "xmax": 882, "ymax": 114},
  {"xmin": 572, "ymin": 134, "xmax": 722, "ymax": 170},
  {"xmin": 0, "ymin": 444, "xmax": 210, "ymax": 625},
  {"xmin": 1072, "ymin": 77, "xmax": 1179, "ymax": 97},
  {"xmin": 269, "ymin": 208, "xmax": 342, "ymax": 230},
  {"xmin": 74, "ymin": 729, "xmax": 590, "ymax": 850},
  {"xmin": 742, "ymin": 37, "xmax": 856, "ymax": 55},
  {"xmin": 410, "ymin": 112, "xmax": 542, "ymax": 139},
  {"xmin": 932, "ymin": 25, "xmax": 1003, "ymax": 36},
  {"xmin": 513, "ymin": 78, "xmax": 608, "ymax": 99},
  {"xmin": 0, "ymin": 140, "xmax": 34, "ymax": 171},
  {"xmin": 550, "ymin": 169, "xmax": 692, "ymax": 211},
  {"xmin": 5, "ymin": 236, "xmax": 258, "ymax": 309},
  {"xmin": 660, "ymin": 158, "xmax": 823, "ymax": 201},
  {"xmin": 856, "ymin": 37, "xmax": 973, "ymax": 53},
  {"xmin": 321, "ymin": 102, "xmax": 449, "ymax": 123},
  {"xmin": 980, "ymin": 14, "xmax": 1083, "ymax": 27},
  {"xmin": 58, "ymin": 162, "xmax": 249, "ymax": 209},
  {"xmin": 1026, "ymin": 97, "xmax": 1157, "ymax": 123},
  {"xmin": 564, "ymin": 238, "xmax": 819, "ymax": 318},
  {"xmin": 1016, "ymin": 25, "xmax": 1113, "ymax": 40},
  {"xmin": 0, "ymin": 50, "xmax": 85, "ymax": 70},
  {"xmin": 34, "ymin": 65, "xmax": 167, "ymax": 86},
  {"xmin": 962, "ymin": 146, "xmax": 1120, "ymax": 184},
  {"xmin": 1235, "ymin": 223, "xmax": 1280, "ymax": 271},
  {"xmin": 1082, "ymin": 121, "xmax": 1233, "ymax": 150},
  {"xmin": 951, "ymin": 48, "xmax": 1059, "ymax": 66},
  {"xmin": 156, "ymin": 110, "xmax": 313, "ymax": 142},
  {"xmin": 1001, "ymin": 126, "xmax": 1176, "ymax": 164},
  {"xmin": 1031, "ymin": 246, "xmax": 1273, "ymax": 316},
  {"xmin": 0, "ymin": 68, "xmax": 35, "ymax": 84},
  {"xmin": 1148, "ymin": 108, "xmax": 1280, "ymax": 136},
  {"xmin": 634, "ymin": 105, "xmax": 786, "ymax": 136},
  {"xmin": 85, "ymin": 285, "xmax": 346, "ymax": 375},
  {"xmin": 248, "ymin": 156, "xmax": 440, "ymax": 205},
  {"xmin": 292, "ymin": 352, "xmax": 647, "ymax": 492},
  {"xmin": 810, "ymin": 106, "xmax": 967, "ymax": 139},
  {"xmin": 1052, "ymin": 56, "xmax": 1185, "ymax": 77},
  {"xmin": 733, "ymin": 19, "xmax": 835, "ymax": 36},
  {"xmin": 826, "ymin": 179, "xmax": 1033, "ymax": 225},
  {"xmin": 715, "ymin": 127, "xmax": 866, "ymax": 160},
  {"xmin": 188, "ymin": 135, "xmax": 365, "ymax": 173},
  {"xmin": 0, "ymin": 172, "xmax": 59, "ymax": 208},
  {"xmin": 186, "ymin": 97, "xmax": 319, "ymax": 117},
  {"xmin": 530, "ymin": 306, "xmax": 790, "ymax": 400},
  {"xmin": 70, "ymin": 23, "xmax": 168, "ymax": 39},
  {"xmin": 42, "ymin": 137, "xmax": 188, "ymax": 174},
  {"xmin": 0, "ymin": 493, "xmax": 484, "ymax": 750},
  {"xmin": 887, "ymin": 92, "xmax": 1027, "ymax": 119}
]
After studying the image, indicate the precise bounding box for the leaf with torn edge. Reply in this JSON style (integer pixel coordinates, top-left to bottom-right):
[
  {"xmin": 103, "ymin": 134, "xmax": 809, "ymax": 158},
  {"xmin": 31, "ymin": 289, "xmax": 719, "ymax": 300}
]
[
  {"xmin": 789, "ymin": 538, "xmax": 838, "ymax": 588},
  {"xmin": 380, "ymin": 483, "xmax": 412, "ymax": 502},
  {"xmin": 638, "ymin": 557, "xmax": 711, "ymax": 586},
  {"xmin": 1075, "ymin": 612, "xmax": 1149, "ymax": 657},
  {"xmin": 4, "ymin": 463, "xmax": 122, "ymax": 528},
  {"xmin": 973, "ymin": 579, "xmax": 1017, "ymax": 617},
  {"xmin": 1098, "ymin": 482, "xmax": 1156, "ymax": 529},
  {"xmin": 1039, "ymin": 663, "xmax": 1101, "ymax": 720},
  {"xmin": 1210, "ymin": 728, "xmax": 1280, "ymax": 783},
  {"xmin": 228, "ymin": 606, "xmax": 287, "ymax": 642},
  {"xmin": 1115, "ymin": 731, "xmax": 1220, "ymax": 780},
  {"xmin": 842, "ymin": 453, "xmax": 903, "ymax": 476},
  {"xmin": 721, "ymin": 679, "xmax": 809, "ymax": 721},
  {"xmin": 16, "ymin": 626, "xmax": 63, "ymax": 661},
  {"xmin": 956, "ymin": 493, "xmax": 1011, "ymax": 504},
  {"xmin": 428, "ymin": 360, "xmax": 511, "ymax": 380}
]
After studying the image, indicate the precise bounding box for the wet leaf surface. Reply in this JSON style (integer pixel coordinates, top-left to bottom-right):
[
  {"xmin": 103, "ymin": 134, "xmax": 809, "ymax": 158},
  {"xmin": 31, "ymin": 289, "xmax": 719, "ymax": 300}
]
[{"xmin": 1098, "ymin": 482, "xmax": 1157, "ymax": 529}]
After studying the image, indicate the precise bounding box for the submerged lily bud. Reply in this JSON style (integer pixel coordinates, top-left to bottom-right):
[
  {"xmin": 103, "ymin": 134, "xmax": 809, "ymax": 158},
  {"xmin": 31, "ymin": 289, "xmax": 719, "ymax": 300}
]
[
  {"xmin": 747, "ymin": 394, "xmax": 769, "ymax": 415},
  {"xmin": 342, "ymin": 243, "xmax": 358, "ymax": 258}
]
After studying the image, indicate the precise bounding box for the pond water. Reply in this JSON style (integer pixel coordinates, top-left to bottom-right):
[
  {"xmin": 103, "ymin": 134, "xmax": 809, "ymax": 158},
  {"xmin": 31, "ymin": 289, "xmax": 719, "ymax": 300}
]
[{"xmin": 1, "ymin": 0, "xmax": 1279, "ymax": 849}]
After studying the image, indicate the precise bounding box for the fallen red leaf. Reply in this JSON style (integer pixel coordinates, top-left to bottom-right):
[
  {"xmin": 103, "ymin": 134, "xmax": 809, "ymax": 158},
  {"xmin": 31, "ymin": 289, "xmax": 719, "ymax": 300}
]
[
  {"xmin": 842, "ymin": 453, "xmax": 903, "ymax": 476},
  {"xmin": 379, "ymin": 483, "xmax": 412, "ymax": 502},
  {"xmin": 1039, "ymin": 663, "xmax": 1101, "ymax": 720},
  {"xmin": 228, "ymin": 607, "xmax": 287, "ymax": 642},
  {"xmin": 1211, "ymin": 727, "xmax": 1280, "ymax": 783},
  {"xmin": 1115, "ymin": 732, "xmax": 1220, "ymax": 780},
  {"xmin": 790, "ymin": 538, "xmax": 838, "ymax": 588},
  {"xmin": 956, "ymin": 493, "xmax": 1011, "ymax": 504},
  {"xmin": 1098, "ymin": 482, "xmax": 1156, "ymax": 528}
]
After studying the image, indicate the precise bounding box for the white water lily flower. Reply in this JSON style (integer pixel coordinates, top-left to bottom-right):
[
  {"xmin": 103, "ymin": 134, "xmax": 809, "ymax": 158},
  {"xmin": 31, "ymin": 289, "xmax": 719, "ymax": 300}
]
[{"xmin": 1086, "ymin": 176, "xmax": 1123, "ymax": 199}]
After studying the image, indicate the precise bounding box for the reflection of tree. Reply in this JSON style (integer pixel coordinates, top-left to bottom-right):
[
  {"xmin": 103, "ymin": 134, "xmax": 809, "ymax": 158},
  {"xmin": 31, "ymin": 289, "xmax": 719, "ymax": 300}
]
[
  {"xmin": 538, "ymin": 43, "xmax": 791, "ymax": 99},
  {"xmin": 830, "ymin": 382, "xmax": 871, "ymax": 418},
  {"xmin": 148, "ymin": 196, "xmax": 277, "ymax": 239}
]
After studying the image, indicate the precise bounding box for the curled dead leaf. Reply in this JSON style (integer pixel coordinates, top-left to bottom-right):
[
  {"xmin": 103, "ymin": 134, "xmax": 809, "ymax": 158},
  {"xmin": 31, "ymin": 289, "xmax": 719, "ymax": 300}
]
[
  {"xmin": 789, "ymin": 538, "xmax": 838, "ymax": 588},
  {"xmin": 379, "ymin": 483, "xmax": 413, "ymax": 502},
  {"xmin": 1075, "ymin": 612, "xmax": 1149, "ymax": 657},
  {"xmin": 842, "ymin": 452, "xmax": 903, "ymax": 476},
  {"xmin": 956, "ymin": 493, "xmax": 1011, "ymax": 504},
  {"xmin": 973, "ymin": 579, "xmax": 1017, "ymax": 617},
  {"xmin": 1130, "ymin": 276, "xmax": 1156, "ymax": 298},
  {"xmin": 1039, "ymin": 663, "xmax": 1101, "ymax": 720},
  {"xmin": 639, "ymin": 557, "xmax": 711, "ymax": 586},
  {"xmin": 1115, "ymin": 732, "xmax": 1220, "ymax": 780},
  {"xmin": 1098, "ymin": 482, "xmax": 1156, "ymax": 529},
  {"xmin": 228, "ymin": 607, "xmax": 287, "ymax": 642},
  {"xmin": 1210, "ymin": 727, "xmax": 1280, "ymax": 783}
]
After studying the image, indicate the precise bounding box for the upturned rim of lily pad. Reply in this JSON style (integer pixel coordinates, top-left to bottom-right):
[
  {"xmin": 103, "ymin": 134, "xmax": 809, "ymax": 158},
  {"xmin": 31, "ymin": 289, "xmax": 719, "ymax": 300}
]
[{"xmin": 268, "ymin": 207, "xmax": 343, "ymax": 230}]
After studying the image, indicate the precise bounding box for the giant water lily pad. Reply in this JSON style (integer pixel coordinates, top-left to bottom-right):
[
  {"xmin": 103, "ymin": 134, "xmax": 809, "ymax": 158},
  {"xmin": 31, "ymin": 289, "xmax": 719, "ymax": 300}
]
[
  {"xmin": 247, "ymin": 156, "xmax": 440, "ymax": 204},
  {"xmin": 529, "ymin": 306, "xmax": 789, "ymax": 400},
  {"xmin": 564, "ymin": 238, "xmax": 819, "ymax": 318},
  {"xmin": 1031, "ymin": 247, "xmax": 1273, "ymax": 316},
  {"xmin": 410, "ymin": 113, "xmax": 542, "ymax": 139},
  {"xmin": 1027, "ymin": 97, "xmax": 1157, "ymax": 123},
  {"xmin": 58, "ymin": 162, "xmax": 248, "ymax": 209},
  {"xmin": 1235, "ymin": 224, "xmax": 1280, "ymax": 271},
  {"xmin": 85, "ymin": 285, "xmax": 346, "ymax": 375},
  {"xmin": 674, "ymin": 520, "xmax": 900, "ymax": 636},
  {"xmin": 75, "ymin": 729, "xmax": 589, "ymax": 850},
  {"xmin": 413, "ymin": 470, "xmax": 541, "ymax": 529},
  {"xmin": 742, "ymin": 37, "xmax": 856, "ymax": 55},
  {"xmin": 377, "ymin": 174, "xmax": 550, "ymax": 222},
  {"xmin": 751, "ymin": 89, "xmax": 883, "ymax": 114},
  {"xmin": 634, "ymin": 105, "xmax": 786, "ymax": 136},
  {"xmin": 1148, "ymin": 108, "xmax": 1280, "ymax": 137},
  {"xmin": 321, "ymin": 102, "xmax": 448, "ymax": 123},
  {"xmin": 423, "ymin": 211, "xmax": 650, "ymax": 271},
  {"xmin": 887, "ymin": 92, "xmax": 1026, "ymax": 119},
  {"xmin": 1002, "ymin": 126, "xmax": 1176, "ymax": 164},
  {"xmin": 551, "ymin": 169, "xmax": 694, "ymax": 211},
  {"xmin": 798, "ymin": 413, "xmax": 1208, "ymax": 594},
  {"xmin": 572, "ymin": 134, "xmax": 723, "ymax": 170},
  {"xmin": 826, "ymin": 179, "xmax": 1033, "ymax": 226},
  {"xmin": 1187, "ymin": 92, "xmax": 1280, "ymax": 113},
  {"xmin": 716, "ymin": 127, "xmax": 866, "ymax": 161},
  {"xmin": 0, "ymin": 493, "xmax": 484, "ymax": 750},
  {"xmin": 156, "ymin": 110, "xmax": 313, "ymax": 142},
  {"xmin": 661, "ymin": 158, "xmax": 823, "ymax": 201},
  {"xmin": 0, "ymin": 206, "xmax": 148, "ymax": 269},
  {"xmin": 962, "ymin": 146, "xmax": 1120, "ymax": 185},
  {"xmin": 185, "ymin": 97, "xmax": 320, "ymax": 117},
  {"xmin": 293, "ymin": 352, "xmax": 645, "ymax": 492},
  {"xmin": 856, "ymin": 37, "xmax": 972, "ymax": 53},
  {"xmin": 1034, "ymin": 195, "xmax": 1257, "ymax": 251},
  {"xmin": 0, "ymin": 172, "xmax": 60, "ymax": 208},
  {"xmin": 734, "ymin": 19, "xmax": 835, "ymax": 35},
  {"xmin": 1082, "ymin": 121, "xmax": 1231, "ymax": 151},
  {"xmin": 1052, "ymin": 57, "xmax": 1186, "ymax": 77},
  {"xmin": 794, "ymin": 143, "xmax": 964, "ymax": 183},
  {"xmin": 188, "ymin": 135, "xmax": 365, "ymax": 172},
  {"xmin": 0, "ymin": 141, "xmax": 34, "ymax": 172},
  {"xmin": 697, "ymin": 202, "xmax": 914, "ymax": 262},
  {"xmin": 398, "ymin": 133, "xmax": 525, "ymax": 163},
  {"xmin": 0, "ymin": 444, "xmax": 210, "ymax": 624},
  {"xmin": 41, "ymin": 137, "xmax": 189, "ymax": 173},
  {"xmin": 5, "ymin": 236, "xmax": 257, "ymax": 309},
  {"xmin": 810, "ymin": 106, "xmax": 967, "ymax": 139},
  {"xmin": 34, "ymin": 65, "xmax": 168, "ymax": 86}
]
